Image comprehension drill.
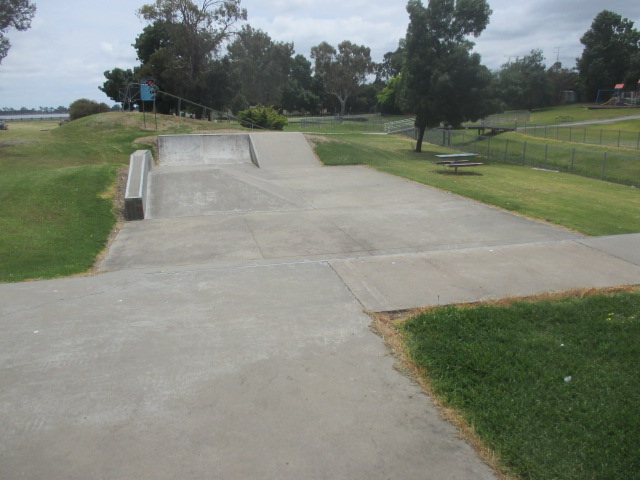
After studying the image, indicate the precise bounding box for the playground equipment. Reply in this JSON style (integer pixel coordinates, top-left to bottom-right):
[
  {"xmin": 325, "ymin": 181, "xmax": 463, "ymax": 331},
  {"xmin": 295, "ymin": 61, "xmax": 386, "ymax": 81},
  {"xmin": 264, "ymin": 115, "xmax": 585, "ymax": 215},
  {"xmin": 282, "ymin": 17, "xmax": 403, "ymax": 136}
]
[{"xmin": 594, "ymin": 82, "xmax": 640, "ymax": 108}]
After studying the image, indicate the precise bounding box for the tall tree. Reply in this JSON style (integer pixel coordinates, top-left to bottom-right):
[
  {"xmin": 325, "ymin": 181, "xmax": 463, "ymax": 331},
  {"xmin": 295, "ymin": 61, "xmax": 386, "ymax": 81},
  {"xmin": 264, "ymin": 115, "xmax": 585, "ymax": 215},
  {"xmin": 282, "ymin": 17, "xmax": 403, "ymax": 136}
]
[
  {"xmin": 136, "ymin": 0, "xmax": 247, "ymax": 106},
  {"xmin": 281, "ymin": 54, "xmax": 321, "ymax": 114},
  {"xmin": 0, "ymin": 0, "xmax": 36, "ymax": 63},
  {"xmin": 310, "ymin": 40, "xmax": 374, "ymax": 117},
  {"xmin": 399, "ymin": 0, "xmax": 495, "ymax": 152},
  {"xmin": 577, "ymin": 10, "xmax": 640, "ymax": 102},
  {"xmin": 497, "ymin": 50, "xmax": 553, "ymax": 110},
  {"xmin": 227, "ymin": 25, "xmax": 294, "ymax": 106}
]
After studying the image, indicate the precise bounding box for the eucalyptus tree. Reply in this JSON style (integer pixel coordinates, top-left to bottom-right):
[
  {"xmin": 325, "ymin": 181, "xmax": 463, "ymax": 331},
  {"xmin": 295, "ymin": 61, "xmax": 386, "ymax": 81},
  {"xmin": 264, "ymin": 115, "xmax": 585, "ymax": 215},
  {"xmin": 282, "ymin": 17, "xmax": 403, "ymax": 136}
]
[
  {"xmin": 135, "ymin": 0, "xmax": 247, "ymax": 107},
  {"xmin": 227, "ymin": 25, "xmax": 294, "ymax": 106},
  {"xmin": 310, "ymin": 40, "xmax": 374, "ymax": 117}
]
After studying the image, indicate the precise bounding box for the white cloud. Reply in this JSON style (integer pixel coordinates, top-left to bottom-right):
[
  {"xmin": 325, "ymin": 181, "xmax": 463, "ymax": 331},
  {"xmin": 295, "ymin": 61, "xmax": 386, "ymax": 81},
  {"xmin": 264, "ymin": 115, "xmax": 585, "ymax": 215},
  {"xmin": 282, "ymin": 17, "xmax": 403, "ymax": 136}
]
[
  {"xmin": 1, "ymin": 0, "xmax": 639, "ymax": 108},
  {"xmin": 100, "ymin": 42, "xmax": 114, "ymax": 54}
]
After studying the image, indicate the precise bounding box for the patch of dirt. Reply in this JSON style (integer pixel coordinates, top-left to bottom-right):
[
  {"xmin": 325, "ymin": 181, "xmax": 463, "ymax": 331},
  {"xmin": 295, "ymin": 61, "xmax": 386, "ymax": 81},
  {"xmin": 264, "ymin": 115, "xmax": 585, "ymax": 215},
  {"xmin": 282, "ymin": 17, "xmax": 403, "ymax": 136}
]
[
  {"xmin": 304, "ymin": 133, "xmax": 337, "ymax": 146},
  {"xmin": 304, "ymin": 134, "xmax": 341, "ymax": 164}
]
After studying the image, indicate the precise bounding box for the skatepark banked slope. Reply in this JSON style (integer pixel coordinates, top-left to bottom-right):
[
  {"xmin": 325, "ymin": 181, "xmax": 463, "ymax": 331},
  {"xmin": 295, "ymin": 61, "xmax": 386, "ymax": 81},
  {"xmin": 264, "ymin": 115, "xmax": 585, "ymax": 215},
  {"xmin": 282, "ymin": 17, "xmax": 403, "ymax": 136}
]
[
  {"xmin": 1, "ymin": 132, "xmax": 638, "ymax": 480},
  {"xmin": 104, "ymin": 131, "xmax": 639, "ymax": 308},
  {"xmin": 143, "ymin": 132, "xmax": 320, "ymax": 219}
]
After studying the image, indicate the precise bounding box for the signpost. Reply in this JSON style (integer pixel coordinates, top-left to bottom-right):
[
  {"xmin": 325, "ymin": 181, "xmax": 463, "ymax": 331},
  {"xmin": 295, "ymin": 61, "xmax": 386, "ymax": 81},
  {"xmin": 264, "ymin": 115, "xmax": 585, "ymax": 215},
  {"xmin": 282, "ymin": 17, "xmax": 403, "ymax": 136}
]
[{"xmin": 140, "ymin": 78, "xmax": 158, "ymax": 130}]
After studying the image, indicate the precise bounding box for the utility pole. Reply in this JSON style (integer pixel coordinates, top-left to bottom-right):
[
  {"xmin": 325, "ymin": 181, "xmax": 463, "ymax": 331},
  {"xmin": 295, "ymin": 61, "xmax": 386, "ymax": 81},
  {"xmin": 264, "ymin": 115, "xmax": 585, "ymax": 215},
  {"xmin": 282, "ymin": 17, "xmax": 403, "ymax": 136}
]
[{"xmin": 554, "ymin": 47, "xmax": 561, "ymax": 64}]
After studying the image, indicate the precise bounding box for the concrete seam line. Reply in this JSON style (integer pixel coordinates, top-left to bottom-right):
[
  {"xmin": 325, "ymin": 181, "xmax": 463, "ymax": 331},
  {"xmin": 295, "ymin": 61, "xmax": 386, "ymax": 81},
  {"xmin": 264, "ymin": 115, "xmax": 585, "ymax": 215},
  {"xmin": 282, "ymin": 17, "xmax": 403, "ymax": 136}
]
[
  {"xmin": 573, "ymin": 238, "xmax": 640, "ymax": 267},
  {"xmin": 327, "ymin": 261, "xmax": 376, "ymax": 312}
]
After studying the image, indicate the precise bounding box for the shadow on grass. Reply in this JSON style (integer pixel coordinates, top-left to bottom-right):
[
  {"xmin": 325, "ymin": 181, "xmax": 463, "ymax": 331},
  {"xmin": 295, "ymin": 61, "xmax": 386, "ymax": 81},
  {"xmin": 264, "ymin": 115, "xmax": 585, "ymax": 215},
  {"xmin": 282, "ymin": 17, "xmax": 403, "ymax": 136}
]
[{"xmin": 434, "ymin": 170, "xmax": 484, "ymax": 176}]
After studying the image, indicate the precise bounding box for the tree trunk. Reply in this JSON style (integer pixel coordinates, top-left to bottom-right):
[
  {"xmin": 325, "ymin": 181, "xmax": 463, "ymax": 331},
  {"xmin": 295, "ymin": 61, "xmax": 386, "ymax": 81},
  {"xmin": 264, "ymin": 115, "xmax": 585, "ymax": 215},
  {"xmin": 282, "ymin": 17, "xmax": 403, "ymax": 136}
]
[
  {"xmin": 338, "ymin": 96, "xmax": 347, "ymax": 117},
  {"xmin": 415, "ymin": 125, "xmax": 426, "ymax": 152}
]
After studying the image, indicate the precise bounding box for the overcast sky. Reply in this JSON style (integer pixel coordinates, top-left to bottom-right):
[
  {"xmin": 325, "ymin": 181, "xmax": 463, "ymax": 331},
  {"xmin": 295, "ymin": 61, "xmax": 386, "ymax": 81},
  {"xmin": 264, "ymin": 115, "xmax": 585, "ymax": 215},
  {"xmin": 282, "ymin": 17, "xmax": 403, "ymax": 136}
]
[{"xmin": 1, "ymin": 0, "xmax": 639, "ymax": 109}]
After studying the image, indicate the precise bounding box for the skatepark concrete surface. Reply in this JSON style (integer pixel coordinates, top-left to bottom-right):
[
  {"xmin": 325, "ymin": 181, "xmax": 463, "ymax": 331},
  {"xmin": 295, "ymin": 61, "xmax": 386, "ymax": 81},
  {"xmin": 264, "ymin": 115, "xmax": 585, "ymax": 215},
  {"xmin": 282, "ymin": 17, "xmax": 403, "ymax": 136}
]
[{"xmin": 1, "ymin": 132, "xmax": 638, "ymax": 479}]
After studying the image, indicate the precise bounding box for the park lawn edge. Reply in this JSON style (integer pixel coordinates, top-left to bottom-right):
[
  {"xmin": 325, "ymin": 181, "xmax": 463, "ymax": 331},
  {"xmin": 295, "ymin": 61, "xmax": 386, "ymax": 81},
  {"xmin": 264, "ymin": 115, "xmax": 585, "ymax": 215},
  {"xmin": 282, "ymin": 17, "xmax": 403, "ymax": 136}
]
[{"xmin": 369, "ymin": 285, "xmax": 640, "ymax": 480}]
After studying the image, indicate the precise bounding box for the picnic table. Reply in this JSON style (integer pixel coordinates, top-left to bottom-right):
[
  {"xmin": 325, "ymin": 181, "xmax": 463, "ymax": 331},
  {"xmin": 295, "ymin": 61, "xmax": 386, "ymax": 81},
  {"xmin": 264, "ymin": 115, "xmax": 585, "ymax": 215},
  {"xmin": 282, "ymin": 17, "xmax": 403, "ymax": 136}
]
[{"xmin": 434, "ymin": 153, "xmax": 483, "ymax": 173}]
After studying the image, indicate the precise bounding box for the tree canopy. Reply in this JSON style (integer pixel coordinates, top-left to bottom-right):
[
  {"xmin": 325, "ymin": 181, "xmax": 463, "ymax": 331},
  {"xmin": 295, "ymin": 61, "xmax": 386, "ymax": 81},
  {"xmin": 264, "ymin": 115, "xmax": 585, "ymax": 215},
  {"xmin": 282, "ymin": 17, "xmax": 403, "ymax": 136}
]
[
  {"xmin": 97, "ymin": 2, "xmax": 640, "ymax": 123},
  {"xmin": 134, "ymin": 0, "xmax": 246, "ymax": 112},
  {"xmin": 577, "ymin": 10, "xmax": 640, "ymax": 101},
  {"xmin": 0, "ymin": 0, "xmax": 36, "ymax": 63},
  {"xmin": 227, "ymin": 25, "xmax": 294, "ymax": 106},
  {"xmin": 311, "ymin": 40, "xmax": 374, "ymax": 117},
  {"xmin": 281, "ymin": 54, "xmax": 322, "ymax": 114},
  {"xmin": 497, "ymin": 50, "xmax": 553, "ymax": 110},
  {"xmin": 399, "ymin": 0, "xmax": 495, "ymax": 152},
  {"xmin": 69, "ymin": 99, "xmax": 110, "ymax": 121}
]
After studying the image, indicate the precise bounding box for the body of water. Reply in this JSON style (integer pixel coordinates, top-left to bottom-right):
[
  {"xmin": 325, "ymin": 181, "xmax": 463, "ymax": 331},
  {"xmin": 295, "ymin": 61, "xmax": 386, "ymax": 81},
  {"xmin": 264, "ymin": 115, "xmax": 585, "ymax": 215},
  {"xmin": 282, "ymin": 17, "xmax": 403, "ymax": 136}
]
[{"xmin": 0, "ymin": 114, "xmax": 69, "ymax": 120}]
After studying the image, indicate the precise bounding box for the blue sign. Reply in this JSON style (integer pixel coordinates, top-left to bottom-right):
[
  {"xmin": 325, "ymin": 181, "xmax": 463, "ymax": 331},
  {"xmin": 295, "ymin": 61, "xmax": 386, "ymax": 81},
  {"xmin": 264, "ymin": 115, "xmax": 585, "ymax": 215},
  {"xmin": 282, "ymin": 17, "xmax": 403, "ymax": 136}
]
[{"xmin": 140, "ymin": 84, "xmax": 155, "ymax": 101}]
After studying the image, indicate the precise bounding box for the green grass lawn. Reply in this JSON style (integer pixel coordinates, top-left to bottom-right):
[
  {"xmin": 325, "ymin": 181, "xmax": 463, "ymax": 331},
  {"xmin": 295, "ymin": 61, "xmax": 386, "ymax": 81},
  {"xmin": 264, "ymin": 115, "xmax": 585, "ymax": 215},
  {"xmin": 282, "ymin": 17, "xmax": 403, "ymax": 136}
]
[
  {"xmin": 515, "ymin": 122, "xmax": 640, "ymax": 153},
  {"xmin": 399, "ymin": 289, "xmax": 640, "ymax": 480},
  {"xmin": 312, "ymin": 134, "xmax": 640, "ymax": 235},
  {"xmin": 597, "ymin": 118, "xmax": 640, "ymax": 131},
  {"xmin": 0, "ymin": 112, "xmax": 246, "ymax": 282},
  {"xmin": 528, "ymin": 104, "xmax": 640, "ymax": 125},
  {"xmin": 0, "ymin": 165, "xmax": 118, "ymax": 282}
]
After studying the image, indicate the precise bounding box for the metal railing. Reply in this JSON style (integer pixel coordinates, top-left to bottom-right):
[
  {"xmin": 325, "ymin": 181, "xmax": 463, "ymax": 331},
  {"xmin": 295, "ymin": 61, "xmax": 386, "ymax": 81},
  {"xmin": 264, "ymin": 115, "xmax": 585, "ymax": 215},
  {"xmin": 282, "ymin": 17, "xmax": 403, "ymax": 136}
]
[{"xmin": 384, "ymin": 118, "xmax": 415, "ymax": 134}]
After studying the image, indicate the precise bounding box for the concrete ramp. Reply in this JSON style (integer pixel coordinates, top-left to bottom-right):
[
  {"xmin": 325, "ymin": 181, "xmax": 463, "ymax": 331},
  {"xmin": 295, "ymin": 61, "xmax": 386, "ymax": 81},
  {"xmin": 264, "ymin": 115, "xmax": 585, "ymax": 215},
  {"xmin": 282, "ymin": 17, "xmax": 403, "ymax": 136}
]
[
  {"xmin": 157, "ymin": 132, "xmax": 319, "ymax": 169},
  {"xmin": 158, "ymin": 134, "xmax": 257, "ymax": 166},
  {"xmin": 145, "ymin": 166, "xmax": 300, "ymax": 219},
  {"xmin": 250, "ymin": 132, "xmax": 320, "ymax": 169},
  {"xmin": 136, "ymin": 132, "xmax": 321, "ymax": 220}
]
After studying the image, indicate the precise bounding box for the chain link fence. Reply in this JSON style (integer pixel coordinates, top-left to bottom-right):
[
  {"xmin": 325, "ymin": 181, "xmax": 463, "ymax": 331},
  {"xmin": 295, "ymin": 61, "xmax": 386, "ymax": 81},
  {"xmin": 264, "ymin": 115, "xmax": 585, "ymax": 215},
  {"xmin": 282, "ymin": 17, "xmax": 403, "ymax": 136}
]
[
  {"xmin": 518, "ymin": 124, "xmax": 640, "ymax": 150},
  {"xmin": 420, "ymin": 129, "xmax": 640, "ymax": 187},
  {"xmin": 463, "ymin": 110, "xmax": 531, "ymax": 127}
]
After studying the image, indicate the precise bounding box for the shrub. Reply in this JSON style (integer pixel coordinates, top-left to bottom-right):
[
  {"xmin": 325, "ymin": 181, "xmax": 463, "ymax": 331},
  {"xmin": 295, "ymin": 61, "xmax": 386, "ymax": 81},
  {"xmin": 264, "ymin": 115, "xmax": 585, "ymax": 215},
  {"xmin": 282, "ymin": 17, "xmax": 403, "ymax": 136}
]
[
  {"xmin": 69, "ymin": 99, "xmax": 110, "ymax": 121},
  {"xmin": 237, "ymin": 106, "xmax": 288, "ymax": 130}
]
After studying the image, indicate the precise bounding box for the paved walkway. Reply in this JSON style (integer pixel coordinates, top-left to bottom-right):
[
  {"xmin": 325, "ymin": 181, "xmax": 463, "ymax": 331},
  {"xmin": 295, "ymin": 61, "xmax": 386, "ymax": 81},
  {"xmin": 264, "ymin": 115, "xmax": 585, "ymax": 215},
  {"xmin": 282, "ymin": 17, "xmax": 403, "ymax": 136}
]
[{"xmin": 1, "ymin": 133, "xmax": 638, "ymax": 480}]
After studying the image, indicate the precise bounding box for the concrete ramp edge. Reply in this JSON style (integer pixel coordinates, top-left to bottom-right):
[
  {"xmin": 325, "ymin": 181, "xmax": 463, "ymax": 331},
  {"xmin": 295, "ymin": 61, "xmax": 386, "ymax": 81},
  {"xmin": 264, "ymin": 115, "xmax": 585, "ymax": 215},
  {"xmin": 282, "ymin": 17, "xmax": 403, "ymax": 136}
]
[{"xmin": 124, "ymin": 149, "xmax": 153, "ymax": 221}]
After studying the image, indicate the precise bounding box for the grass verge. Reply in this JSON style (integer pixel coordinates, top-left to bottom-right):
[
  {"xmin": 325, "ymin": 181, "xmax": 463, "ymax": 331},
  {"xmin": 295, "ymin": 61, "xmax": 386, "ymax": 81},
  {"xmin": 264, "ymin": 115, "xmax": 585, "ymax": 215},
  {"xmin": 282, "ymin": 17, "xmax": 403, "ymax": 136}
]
[
  {"xmin": 310, "ymin": 134, "xmax": 640, "ymax": 236},
  {"xmin": 0, "ymin": 165, "xmax": 118, "ymax": 282},
  {"xmin": 372, "ymin": 287, "xmax": 640, "ymax": 480}
]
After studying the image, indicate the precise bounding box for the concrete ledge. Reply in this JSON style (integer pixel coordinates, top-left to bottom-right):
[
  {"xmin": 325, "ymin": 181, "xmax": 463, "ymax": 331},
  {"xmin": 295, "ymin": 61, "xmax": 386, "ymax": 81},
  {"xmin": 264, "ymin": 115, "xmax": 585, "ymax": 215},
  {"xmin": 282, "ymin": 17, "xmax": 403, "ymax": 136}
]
[
  {"xmin": 248, "ymin": 135, "xmax": 260, "ymax": 168},
  {"xmin": 124, "ymin": 149, "xmax": 153, "ymax": 220}
]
